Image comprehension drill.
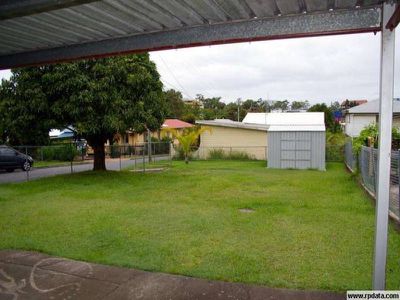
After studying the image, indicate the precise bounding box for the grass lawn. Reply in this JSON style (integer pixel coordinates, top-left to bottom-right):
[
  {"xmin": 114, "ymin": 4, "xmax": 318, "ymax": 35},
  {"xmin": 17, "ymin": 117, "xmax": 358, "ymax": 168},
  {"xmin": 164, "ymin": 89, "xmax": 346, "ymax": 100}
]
[{"xmin": 0, "ymin": 161, "xmax": 399, "ymax": 291}]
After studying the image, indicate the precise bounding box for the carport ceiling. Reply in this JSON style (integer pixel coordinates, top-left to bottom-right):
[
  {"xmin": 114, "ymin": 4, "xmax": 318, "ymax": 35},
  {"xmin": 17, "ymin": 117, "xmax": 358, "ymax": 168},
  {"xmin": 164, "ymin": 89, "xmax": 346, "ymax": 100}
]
[{"xmin": 0, "ymin": 0, "xmax": 384, "ymax": 69}]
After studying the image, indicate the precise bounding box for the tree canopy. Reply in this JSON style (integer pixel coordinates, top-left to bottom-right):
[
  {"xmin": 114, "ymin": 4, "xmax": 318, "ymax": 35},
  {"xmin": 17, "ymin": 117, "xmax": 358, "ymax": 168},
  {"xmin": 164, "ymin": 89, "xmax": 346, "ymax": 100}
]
[{"xmin": 0, "ymin": 53, "xmax": 166, "ymax": 170}]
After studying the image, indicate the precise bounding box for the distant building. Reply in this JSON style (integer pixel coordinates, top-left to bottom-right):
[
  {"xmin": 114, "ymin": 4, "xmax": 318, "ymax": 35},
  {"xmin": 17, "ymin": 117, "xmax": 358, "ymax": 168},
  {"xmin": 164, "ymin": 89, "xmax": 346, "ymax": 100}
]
[
  {"xmin": 344, "ymin": 99, "xmax": 400, "ymax": 137},
  {"xmin": 183, "ymin": 99, "xmax": 204, "ymax": 109}
]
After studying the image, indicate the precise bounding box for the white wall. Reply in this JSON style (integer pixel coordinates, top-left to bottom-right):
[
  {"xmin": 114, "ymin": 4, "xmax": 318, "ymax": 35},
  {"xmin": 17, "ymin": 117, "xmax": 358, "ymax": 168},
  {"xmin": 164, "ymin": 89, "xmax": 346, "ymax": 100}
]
[{"xmin": 345, "ymin": 114, "xmax": 376, "ymax": 137}]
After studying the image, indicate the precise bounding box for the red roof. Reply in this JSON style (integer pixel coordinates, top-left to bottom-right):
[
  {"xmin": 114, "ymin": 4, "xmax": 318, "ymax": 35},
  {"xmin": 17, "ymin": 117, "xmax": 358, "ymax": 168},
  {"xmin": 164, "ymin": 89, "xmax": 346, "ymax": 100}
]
[{"xmin": 162, "ymin": 119, "xmax": 193, "ymax": 129}]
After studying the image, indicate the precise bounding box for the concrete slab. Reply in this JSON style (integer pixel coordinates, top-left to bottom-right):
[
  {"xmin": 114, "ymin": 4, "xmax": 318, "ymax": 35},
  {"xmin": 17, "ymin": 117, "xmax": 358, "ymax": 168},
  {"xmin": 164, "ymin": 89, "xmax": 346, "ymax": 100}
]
[{"xmin": 0, "ymin": 250, "xmax": 345, "ymax": 300}]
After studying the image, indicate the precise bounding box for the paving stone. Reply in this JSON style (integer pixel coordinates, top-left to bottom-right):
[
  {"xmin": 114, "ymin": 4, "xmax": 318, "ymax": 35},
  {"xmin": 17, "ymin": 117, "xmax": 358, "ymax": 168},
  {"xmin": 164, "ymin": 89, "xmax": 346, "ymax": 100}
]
[{"xmin": 0, "ymin": 251, "xmax": 345, "ymax": 300}]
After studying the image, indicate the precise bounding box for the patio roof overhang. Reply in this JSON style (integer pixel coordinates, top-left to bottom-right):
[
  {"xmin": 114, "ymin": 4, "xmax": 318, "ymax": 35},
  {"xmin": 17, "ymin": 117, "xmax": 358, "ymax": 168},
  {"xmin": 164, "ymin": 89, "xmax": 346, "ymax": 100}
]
[
  {"xmin": 1, "ymin": 0, "xmax": 399, "ymax": 291},
  {"xmin": 0, "ymin": 0, "xmax": 386, "ymax": 70}
]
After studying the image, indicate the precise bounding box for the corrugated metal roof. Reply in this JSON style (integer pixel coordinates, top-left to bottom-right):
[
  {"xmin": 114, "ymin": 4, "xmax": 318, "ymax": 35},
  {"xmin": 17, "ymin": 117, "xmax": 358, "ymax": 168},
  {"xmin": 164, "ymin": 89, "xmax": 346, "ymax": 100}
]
[
  {"xmin": 196, "ymin": 120, "xmax": 268, "ymax": 131},
  {"xmin": 0, "ymin": 0, "xmax": 383, "ymax": 69},
  {"xmin": 347, "ymin": 99, "xmax": 400, "ymax": 114},
  {"xmin": 243, "ymin": 112, "xmax": 325, "ymax": 131}
]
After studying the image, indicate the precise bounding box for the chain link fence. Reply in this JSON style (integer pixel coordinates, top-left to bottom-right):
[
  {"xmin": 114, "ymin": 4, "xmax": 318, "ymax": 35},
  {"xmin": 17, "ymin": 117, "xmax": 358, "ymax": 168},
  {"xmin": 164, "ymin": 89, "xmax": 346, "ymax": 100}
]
[
  {"xmin": 345, "ymin": 140, "xmax": 400, "ymax": 222},
  {"xmin": 1, "ymin": 142, "xmax": 173, "ymax": 182}
]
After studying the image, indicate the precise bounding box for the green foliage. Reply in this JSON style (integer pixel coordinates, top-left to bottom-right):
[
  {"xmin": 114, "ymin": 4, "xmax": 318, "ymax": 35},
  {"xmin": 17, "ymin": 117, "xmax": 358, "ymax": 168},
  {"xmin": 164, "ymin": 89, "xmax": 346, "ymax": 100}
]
[
  {"xmin": 166, "ymin": 126, "xmax": 210, "ymax": 163},
  {"xmin": 181, "ymin": 113, "xmax": 197, "ymax": 124},
  {"xmin": 352, "ymin": 123, "xmax": 400, "ymax": 154},
  {"xmin": 164, "ymin": 89, "xmax": 185, "ymax": 118},
  {"xmin": 42, "ymin": 144, "xmax": 79, "ymax": 161},
  {"xmin": 0, "ymin": 54, "xmax": 166, "ymax": 170},
  {"xmin": 291, "ymin": 100, "xmax": 310, "ymax": 110},
  {"xmin": 207, "ymin": 149, "xmax": 254, "ymax": 160},
  {"xmin": 308, "ymin": 103, "xmax": 342, "ymax": 133},
  {"xmin": 325, "ymin": 132, "xmax": 347, "ymax": 162}
]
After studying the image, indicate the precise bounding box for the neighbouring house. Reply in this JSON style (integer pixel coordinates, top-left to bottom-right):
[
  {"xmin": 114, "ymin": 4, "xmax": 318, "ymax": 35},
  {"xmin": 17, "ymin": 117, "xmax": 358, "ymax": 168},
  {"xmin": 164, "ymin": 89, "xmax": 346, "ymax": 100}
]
[
  {"xmin": 195, "ymin": 119, "xmax": 268, "ymax": 160},
  {"xmin": 49, "ymin": 128, "xmax": 74, "ymax": 140},
  {"xmin": 344, "ymin": 99, "xmax": 400, "ymax": 137},
  {"xmin": 183, "ymin": 98, "xmax": 204, "ymax": 109},
  {"xmin": 115, "ymin": 118, "xmax": 193, "ymax": 145},
  {"xmin": 196, "ymin": 112, "xmax": 326, "ymax": 170}
]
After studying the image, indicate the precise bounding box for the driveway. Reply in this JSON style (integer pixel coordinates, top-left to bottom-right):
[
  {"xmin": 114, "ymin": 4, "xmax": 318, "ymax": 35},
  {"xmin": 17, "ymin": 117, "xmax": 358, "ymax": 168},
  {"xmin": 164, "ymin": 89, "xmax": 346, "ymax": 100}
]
[
  {"xmin": 0, "ymin": 250, "xmax": 344, "ymax": 300},
  {"xmin": 0, "ymin": 156, "xmax": 169, "ymax": 184}
]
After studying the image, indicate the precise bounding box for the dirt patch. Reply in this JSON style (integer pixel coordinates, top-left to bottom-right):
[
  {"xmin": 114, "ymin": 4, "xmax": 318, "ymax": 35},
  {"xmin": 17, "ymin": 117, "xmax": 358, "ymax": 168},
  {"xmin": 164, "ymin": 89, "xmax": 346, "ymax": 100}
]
[{"xmin": 239, "ymin": 208, "xmax": 255, "ymax": 213}]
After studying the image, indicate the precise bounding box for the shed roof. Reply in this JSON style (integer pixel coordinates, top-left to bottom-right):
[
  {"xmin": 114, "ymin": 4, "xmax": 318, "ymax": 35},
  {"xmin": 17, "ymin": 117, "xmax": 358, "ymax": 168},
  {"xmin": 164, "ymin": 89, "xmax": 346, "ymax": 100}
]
[
  {"xmin": 347, "ymin": 99, "xmax": 400, "ymax": 114},
  {"xmin": 243, "ymin": 112, "xmax": 325, "ymax": 131},
  {"xmin": 0, "ymin": 0, "xmax": 382, "ymax": 69}
]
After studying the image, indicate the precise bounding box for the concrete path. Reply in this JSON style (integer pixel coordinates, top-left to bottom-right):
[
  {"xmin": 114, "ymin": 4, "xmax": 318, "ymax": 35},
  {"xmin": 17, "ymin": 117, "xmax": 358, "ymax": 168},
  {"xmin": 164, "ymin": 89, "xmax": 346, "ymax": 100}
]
[
  {"xmin": 0, "ymin": 250, "xmax": 344, "ymax": 300},
  {"xmin": 0, "ymin": 156, "xmax": 169, "ymax": 184}
]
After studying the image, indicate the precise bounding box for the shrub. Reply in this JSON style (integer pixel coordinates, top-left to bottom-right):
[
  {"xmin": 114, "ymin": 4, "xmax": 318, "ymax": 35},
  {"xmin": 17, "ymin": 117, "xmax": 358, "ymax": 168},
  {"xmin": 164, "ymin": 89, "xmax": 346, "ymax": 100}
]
[
  {"xmin": 229, "ymin": 151, "xmax": 254, "ymax": 160},
  {"xmin": 42, "ymin": 144, "xmax": 79, "ymax": 161},
  {"xmin": 207, "ymin": 149, "xmax": 255, "ymax": 160},
  {"xmin": 207, "ymin": 149, "xmax": 226, "ymax": 159}
]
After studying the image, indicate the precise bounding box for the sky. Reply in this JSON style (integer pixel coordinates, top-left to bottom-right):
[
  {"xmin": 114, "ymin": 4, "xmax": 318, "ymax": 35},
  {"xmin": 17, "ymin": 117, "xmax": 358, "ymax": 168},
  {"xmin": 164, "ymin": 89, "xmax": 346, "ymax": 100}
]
[{"xmin": 1, "ymin": 29, "xmax": 399, "ymax": 105}]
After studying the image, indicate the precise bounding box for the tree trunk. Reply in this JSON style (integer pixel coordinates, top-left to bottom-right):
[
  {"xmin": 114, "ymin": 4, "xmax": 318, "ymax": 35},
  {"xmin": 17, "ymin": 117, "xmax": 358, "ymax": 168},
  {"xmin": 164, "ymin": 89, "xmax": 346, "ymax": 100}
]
[
  {"xmin": 93, "ymin": 143, "xmax": 106, "ymax": 171},
  {"xmin": 185, "ymin": 154, "xmax": 189, "ymax": 164}
]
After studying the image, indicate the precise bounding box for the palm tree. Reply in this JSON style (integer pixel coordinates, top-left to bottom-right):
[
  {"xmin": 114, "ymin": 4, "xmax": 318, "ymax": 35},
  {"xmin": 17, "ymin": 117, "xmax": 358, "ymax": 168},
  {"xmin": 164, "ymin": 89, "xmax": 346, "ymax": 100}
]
[{"xmin": 165, "ymin": 126, "xmax": 211, "ymax": 164}]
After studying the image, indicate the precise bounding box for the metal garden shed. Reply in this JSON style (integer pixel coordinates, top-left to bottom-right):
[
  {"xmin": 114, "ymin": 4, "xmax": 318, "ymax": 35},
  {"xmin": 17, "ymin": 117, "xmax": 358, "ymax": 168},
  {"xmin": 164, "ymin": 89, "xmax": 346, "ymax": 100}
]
[{"xmin": 266, "ymin": 113, "xmax": 325, "ymax": 171}]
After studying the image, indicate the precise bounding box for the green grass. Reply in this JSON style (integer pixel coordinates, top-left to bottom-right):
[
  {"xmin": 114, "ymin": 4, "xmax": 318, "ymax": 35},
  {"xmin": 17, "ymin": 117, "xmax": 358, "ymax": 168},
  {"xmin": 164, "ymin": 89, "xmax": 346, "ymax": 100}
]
[{"xmin": 0, "ymin": 161, "xmax": 399, "ymax": 291}]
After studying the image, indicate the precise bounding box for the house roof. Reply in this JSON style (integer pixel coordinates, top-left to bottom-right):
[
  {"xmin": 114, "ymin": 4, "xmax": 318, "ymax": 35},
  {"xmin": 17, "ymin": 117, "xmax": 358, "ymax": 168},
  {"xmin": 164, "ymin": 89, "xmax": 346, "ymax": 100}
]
[
  {"xmin": 243, "ymin": 112, "xmax": 325, "ymax": 132},
  {"xmin": 0, "ymin": 1, "xmax": 382, "ymax": 69},
  {"xmin": 162, "ymin": 119, "xmax": 193, "ymax": 129},
  {"xmin": 347, "ymin": 99, "xmax": 400, "ymax": 114},
  {"xmin": 196, "ymin": 120, "xmax": 268, "ymax": 132}
]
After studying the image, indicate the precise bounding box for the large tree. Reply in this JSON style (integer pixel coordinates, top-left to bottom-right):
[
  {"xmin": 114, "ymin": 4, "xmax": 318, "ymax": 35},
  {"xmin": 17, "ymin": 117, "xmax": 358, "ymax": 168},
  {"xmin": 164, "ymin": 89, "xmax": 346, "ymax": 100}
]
[
  {"xmin": 164, "ymin": 89, "xmax": 185, "ymax": 118},
  {"xmin": 0, "ymin": 53, "xmax": 166, "ymax": 170}
]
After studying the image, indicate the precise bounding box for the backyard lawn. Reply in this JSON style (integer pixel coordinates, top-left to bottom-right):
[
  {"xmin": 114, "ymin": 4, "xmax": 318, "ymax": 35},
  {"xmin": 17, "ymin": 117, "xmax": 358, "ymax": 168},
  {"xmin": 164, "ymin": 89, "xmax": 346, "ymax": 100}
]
[{"xmin": 0, "ymin": 161, "xmax": 399, "ymax": 291}]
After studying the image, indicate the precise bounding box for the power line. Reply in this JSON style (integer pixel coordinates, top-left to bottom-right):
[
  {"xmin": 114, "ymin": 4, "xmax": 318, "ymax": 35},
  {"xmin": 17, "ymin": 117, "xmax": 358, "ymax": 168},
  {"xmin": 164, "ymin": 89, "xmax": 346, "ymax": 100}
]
[{"xmin": 157, "ymin": 54, "xmax": 194, "ymax": 99}]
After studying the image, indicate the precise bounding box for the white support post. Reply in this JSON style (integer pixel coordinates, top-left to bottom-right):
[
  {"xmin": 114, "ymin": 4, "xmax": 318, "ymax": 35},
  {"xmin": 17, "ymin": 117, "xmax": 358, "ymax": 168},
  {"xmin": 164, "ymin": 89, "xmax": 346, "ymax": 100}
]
[{"xmin": 373, "ymin": 1, "xmax": 396, "ymax": 290}]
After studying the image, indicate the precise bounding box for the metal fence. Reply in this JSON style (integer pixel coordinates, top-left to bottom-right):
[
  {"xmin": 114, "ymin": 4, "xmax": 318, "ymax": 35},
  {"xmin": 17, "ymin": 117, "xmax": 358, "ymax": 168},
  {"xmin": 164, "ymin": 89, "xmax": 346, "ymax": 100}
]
[
  {"xmin": 1, "ymin": 142, "xmax": 173, "ymax": 182},
  {"xmin": 345, "ymin": 140, "xmax": 400, "ymax": 221},
  {"xmin": 344, "ymin": 140, "xmax": 357, "ymax": 171}
]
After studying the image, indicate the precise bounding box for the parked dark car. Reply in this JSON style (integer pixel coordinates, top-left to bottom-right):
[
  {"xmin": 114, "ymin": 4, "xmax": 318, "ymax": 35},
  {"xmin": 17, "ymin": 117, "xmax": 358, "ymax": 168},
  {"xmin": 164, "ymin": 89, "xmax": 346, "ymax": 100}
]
[{"xmin": 0, "ymin": 145, "xmax": 34, "ymax": 172}]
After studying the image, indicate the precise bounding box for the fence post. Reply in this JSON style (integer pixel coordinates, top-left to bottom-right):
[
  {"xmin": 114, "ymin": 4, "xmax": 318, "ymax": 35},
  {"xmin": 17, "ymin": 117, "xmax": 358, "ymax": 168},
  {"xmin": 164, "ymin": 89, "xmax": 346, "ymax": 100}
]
[
  {"xmin": 143, "ymin": 146, "xmax": 145, "ymax": 173},
  {"xmin": 25, "ymin": 146, "xmax": 29, "ymax": 181},
  {"xmin": 398, "ymin": 150, "xmax": 400, "ymax": 219},
  {"xmin": 119, "ymin": 146, "xmax": 122, "ymax": 171}
]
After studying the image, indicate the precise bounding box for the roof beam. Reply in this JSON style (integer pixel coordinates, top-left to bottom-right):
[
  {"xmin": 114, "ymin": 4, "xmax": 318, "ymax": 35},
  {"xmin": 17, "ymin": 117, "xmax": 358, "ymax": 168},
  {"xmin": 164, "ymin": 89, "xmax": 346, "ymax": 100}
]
[
  {"xmin": 0, "ymin": 7, "xmax": 381, "ymax": 70},
  {"xmin": 0, "ymin": 0, "xmax": 100, "ymax": 20},
  {"xmin": 386, "ymin": 3, "xmax": 400, "ymax": 30}
]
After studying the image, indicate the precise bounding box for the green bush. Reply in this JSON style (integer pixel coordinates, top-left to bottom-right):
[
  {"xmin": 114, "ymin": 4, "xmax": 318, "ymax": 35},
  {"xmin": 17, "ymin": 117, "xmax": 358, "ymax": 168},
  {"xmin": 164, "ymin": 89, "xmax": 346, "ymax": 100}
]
[
  {"xmin": 207, "ymin": 149, "xmax": 226, "ymax": 159},
  {"xmin": 229, "ymin": 151, "xmax": 254, "ymax": 160},
  {"xmin": 173, "ymin": 145, "xmax": 194, "ymax": 160},
  {"xmin": 207, "ymin": 149, "xmax": 255, "ymax": 160},
  {"xmin": 326, "ymin": 145, "xmax": 344, "ymax": 162},
  {"xmin": 42, "ymin": 145, "xmax": 79, "ymax": 161}
]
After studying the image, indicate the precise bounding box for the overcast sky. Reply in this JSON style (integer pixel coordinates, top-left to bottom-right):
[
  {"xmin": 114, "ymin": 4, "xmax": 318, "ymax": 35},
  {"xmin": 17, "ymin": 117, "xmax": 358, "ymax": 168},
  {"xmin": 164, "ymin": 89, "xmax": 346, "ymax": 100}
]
[{"xmin": 1, "ymin": 30, "xmax": 399, "ymax": 105}]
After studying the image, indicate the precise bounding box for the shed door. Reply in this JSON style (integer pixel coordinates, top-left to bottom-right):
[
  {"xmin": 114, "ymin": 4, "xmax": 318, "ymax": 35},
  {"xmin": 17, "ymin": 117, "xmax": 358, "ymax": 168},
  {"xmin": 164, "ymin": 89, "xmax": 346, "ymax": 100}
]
[{"xmin": 280, "ymin": 132, "xmax": 311, "ymax": 169}]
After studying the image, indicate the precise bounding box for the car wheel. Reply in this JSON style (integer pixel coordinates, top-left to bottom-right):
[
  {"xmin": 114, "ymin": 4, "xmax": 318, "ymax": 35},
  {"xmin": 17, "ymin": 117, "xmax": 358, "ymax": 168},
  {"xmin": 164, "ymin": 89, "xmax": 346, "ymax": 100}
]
[
  {"xmin": 5, "ymin": 168, "xmax": 14, "ymax": 173},
  {"xmin": 22, "ymin": 161, "xmax": 31, "ymax": 171}
]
